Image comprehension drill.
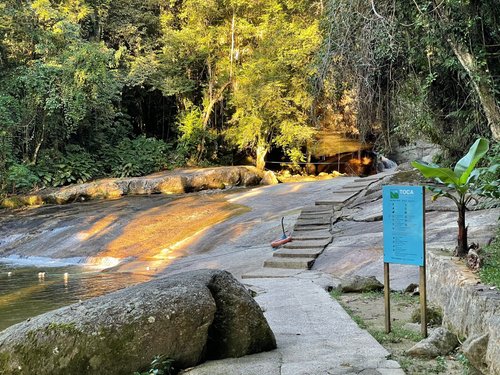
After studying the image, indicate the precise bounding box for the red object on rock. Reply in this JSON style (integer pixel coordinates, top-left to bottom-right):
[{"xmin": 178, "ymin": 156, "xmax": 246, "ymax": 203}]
[{"xmin": 271, "ymin": 236, "xmax": 292, "ymax": 248}]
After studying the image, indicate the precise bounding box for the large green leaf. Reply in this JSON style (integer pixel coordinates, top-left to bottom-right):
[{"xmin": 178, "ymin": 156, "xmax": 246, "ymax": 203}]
[
  {"xmin": 411, "ymin": 161, "xmax": 460, "ymax": 186},
  {"xmin": 454, "ymin": 138, "xmax": 489, "ymax": 184}
]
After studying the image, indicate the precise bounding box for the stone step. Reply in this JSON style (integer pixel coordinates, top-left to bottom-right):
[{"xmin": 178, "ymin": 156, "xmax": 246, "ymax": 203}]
[
  {"xmin": 241, "ymin": 268, "xmax": 303, "ymax": 279},
  {"xmin": 301, "ymin": 206, "xmax": 334, "ymax": 213},
  {"xmin": 298, "ymin": 214, "xmax": 334, "ymax": 221},
  {"xmin": 273, "ymin": 248, "xmax": 324, "ymax": 258},
  {"xmin": 284, "ymin": 238, "xmax": 332, "ymax": 248},
  {"xmin": 293, "ymin": 224, "xmax": 330, "ymax": 231},
  {"xmin": 298, "ymin": 213, "xmax": 333, "ymax": 219},
  {"xmin": 292, "ymin": 231, "xmax": 332, "ymax": 241},
  {"xmin": 263, "ymin": 257, "xmax": 316, "ymax": 269},
  {"xmin": 315, "ymin": 200, "xmax": 345, "ymax": 206},
  {"xmin": 296, "ymin": 218, "xmax": 331, "ymax": 226}
]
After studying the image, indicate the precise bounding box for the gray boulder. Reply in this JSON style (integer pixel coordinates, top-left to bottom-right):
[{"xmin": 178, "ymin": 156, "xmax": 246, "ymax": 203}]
[
  {"xmin": 462, "ymin": 334, "xmax": 489, "ymax": 373},
  {"xmin": 0, "ymin": 269, "xmax": 276, "ymax": 375},
  {"xmin": 339, "ymin": 275, "xmax": 384, "ymax": 293},
  {"xmin": 260, "ymin": 171, "xmax": 279, "ymax": 185},
  {"xmin": 406, "ymin": 327, "xmax": 459, "ymax": 359}
]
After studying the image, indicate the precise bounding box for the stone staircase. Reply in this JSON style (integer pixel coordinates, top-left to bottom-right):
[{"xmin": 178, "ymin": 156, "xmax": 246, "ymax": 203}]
[{"xmin": 242, "ymin": 174, "xmax": 387, "ymax": 279}]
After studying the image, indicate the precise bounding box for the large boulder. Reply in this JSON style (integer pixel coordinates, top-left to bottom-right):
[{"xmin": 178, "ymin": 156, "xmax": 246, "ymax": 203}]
[
  {"xmin": 0, "ymin": 270, "xmax": 276, "ymax": 375},
  {"xmin": 406, "ymin": 327, "xmax": 459, "ymax": 359}
]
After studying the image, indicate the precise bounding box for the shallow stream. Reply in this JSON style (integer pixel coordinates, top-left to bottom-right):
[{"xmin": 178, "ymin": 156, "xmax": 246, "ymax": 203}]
[{"xmin": 0, "ymin": 264, "xmax": 151, "ymax": 331}]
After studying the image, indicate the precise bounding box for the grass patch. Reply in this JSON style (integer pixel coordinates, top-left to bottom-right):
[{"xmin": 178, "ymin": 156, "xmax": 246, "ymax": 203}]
[
  {"xmin": 480, "ymin": 228, "xmax": 500, "ymax": 288},
  {"xmin": 368, "ymin": 323, "xmax": 422, "ymax": 344}
]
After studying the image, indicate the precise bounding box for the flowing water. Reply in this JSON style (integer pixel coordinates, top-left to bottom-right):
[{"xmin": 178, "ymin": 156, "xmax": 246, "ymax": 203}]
[
  {"xmin": 0, "ymin": 191, "xmax": 250, "ymax": 331},
  {"xmin": 0, "ymin": 264, "xmax": 151, "ymax": 331}
]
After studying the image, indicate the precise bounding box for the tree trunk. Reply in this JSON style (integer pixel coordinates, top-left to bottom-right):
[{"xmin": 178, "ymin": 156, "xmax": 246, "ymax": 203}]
[
  {"xmin": 256, "ymin": 144, "xmax": 267, "ymax": 171},
  {"xmin": 448, "ymin": 40, "xmax": 500, "ymax": 141},
  {"xmin": 455, "ymin": 202, "xmax": 468, "ymax": 257}
]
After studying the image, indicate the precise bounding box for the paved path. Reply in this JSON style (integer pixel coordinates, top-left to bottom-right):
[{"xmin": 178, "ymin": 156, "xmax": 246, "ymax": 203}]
[
  {"xmin": 184, "ymin": 275, "xmax": 403, "ymax": 375},
  {"xmin": 184, "ymin": 170, "xmax": 405, "ymax": 375}
]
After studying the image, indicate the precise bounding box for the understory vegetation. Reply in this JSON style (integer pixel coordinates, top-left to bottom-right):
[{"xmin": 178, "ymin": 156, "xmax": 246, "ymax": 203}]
[
  {"xmin": 331, "ymin": 290, "xmax": 476, "ymax": 375},
  {"xmin": 1, "ymin": 0, "xmax": 499, "ymax": 196},
  {"xmin": 480, "ymin": 228, "xmax": 500, "ymax": 288}
]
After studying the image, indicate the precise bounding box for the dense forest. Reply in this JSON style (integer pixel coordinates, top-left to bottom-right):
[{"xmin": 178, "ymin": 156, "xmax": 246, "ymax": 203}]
[{"xmin": 0, "ymin": 0, "xmax": 499, "ymax": 194}]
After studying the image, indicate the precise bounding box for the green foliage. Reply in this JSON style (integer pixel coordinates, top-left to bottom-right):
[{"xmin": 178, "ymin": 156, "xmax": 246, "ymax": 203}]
[
  {"xmin": 133, "ymin": 355, "xmax": 176, "ymax": 375},
  {"xmin": 411, "ymin": 306, "xmax": 443, "ymax": 326},
  {"xmin": 177, "ymin": 103, "xmax": 211, "ymax": 162},
  {"xmin": 412, "ymin": 138, "xmax": 489, "ymax": 194},
  {"xmin": 480, "ymin": 228, "xmax": 500, "ymax": 288},
  {"xmin": 473, "ymin": 142, "xmax": 500, "ymax": 203},
  {"xmin": 5, "ymin": 163, "xmax": 40, "ymax": 193},
  {"xmin": 392, "ymin": 75, "xmax": 439, "ymax": 143},
  {"xmin": 411, "ymin": 138, "xmax": 490, "ymax": 256},
  {"xmin": 316, "ymin": 0, "xmax": 497, "ymax": 155},
  {"xmin": 34, "ymin": 146, "xmax": 99, "ymax": 187},
  {"xmin": 411, "ymin": 138, "xmax": 490, "ymax": 204},
  {"xmin": 104, "ymin": 136, "xmax": 172, "ymax": 178},
  {"xmin": 368, "ymin": 324, "xmax": 422, "ymax": 344},
  {"xmin": 455, "ymin": 353, "xmax": 472, "ymax": 375}
]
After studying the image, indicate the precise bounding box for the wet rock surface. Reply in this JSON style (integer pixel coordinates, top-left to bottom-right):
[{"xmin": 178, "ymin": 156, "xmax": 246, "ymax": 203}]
[{"xmin": 0, "ymin": 269, "xmax": 276, "ymax": 375}]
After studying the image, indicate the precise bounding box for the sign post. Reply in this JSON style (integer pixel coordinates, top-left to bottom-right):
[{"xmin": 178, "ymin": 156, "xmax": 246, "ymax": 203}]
[{"xmin": 382, "ymin": 185, "xmax": 427, "ymax": 337}]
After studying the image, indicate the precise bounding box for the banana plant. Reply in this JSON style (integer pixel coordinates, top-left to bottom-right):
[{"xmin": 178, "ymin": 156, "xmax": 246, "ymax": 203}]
[{"xmin": 411, "ymin": 138, "xmax": 490, "ymax": 257}]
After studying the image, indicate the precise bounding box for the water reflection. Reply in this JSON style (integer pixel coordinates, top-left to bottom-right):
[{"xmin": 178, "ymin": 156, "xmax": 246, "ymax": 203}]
[{"xmin": 0, "ymin": 264, "xmax": 151, "ymax": 331}]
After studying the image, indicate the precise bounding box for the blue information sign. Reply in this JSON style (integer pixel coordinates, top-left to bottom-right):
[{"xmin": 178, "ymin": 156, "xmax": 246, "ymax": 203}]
[{"xmin": 383, "ymin": 185, "xmax": 425, "ymax": 266}]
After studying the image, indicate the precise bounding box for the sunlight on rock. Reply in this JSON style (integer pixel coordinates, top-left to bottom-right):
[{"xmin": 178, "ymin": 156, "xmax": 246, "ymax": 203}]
[
  {"xmin": 85, "ymin": 256, "xmax": 122, "ymax": 269},
  {"xmin": 76, "ymin": 215, "xmax": 118, "ymax": 241},
  {"xmin": 89, "ymin": 196, "xmax": 249, "ymax": 274},
  {"xmin": 228, "ymin": 188, "xmax": 263, "ymax": 202}
]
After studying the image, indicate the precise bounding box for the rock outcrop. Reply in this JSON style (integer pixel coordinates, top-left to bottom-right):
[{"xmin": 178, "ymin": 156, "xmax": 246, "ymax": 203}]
[
  {"xmin": 1, "ymin": 166, "xmax": 264, "ymax": 208},
  {"xmin": 427, "ymin": 249, "xmax": 500, "ymax": 374},
  {"xmin": 0, "ymin": 269, "xmax": 276, "ymax": 375}
]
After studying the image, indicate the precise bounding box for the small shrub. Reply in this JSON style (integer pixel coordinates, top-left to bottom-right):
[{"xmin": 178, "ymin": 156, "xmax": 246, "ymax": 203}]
[
  {"xmin": 134, "ymin": 355, "xmax": 176, "ymax": 375},
  {"xmin": 473, "ymin": 142, "xmax": 500, "ymax": 208},
  {"xmin": 480, "ymin": 228, "xmax": 500, "ymax": 288},
  {"xmin": 411, "ymin": 306, "xmax": 442, "ymax": 326},
  {"xmin": 34, "ymin": 146, "xmax": 99, "ymax": 187},
  {"xmin": 5, "ymin": 163, "xmax": 40, "ymax": 193}
]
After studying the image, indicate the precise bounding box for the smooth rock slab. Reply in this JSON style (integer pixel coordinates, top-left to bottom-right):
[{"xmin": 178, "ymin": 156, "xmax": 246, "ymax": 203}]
[{"xmin": 0, "ymin": 270, "xmax": 276, "ymax": 375}]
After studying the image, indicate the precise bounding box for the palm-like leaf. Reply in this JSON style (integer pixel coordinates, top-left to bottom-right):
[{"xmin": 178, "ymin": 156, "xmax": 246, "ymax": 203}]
[
  {"xmin": 410, "ymin": 161, "xmax": 460, "ymax": 186},
  {"xmin": 454, "ymin": 138, "xmax": 489, "ymax": 184}
]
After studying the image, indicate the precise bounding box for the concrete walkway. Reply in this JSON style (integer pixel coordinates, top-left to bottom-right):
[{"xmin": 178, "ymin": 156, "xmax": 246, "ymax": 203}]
[
  {"xmin": 183, "ymin": 170, "xmax": 405, "ymax": 375},
  {"xmin": 184, "ymin": 274, "xmax": 403, "ymax": 375}
]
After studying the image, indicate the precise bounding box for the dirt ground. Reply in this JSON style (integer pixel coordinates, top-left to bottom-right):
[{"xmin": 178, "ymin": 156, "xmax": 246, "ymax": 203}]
[{"xmin": 335, "ymin": 291, "xmax": 482, "ymax": 375}]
